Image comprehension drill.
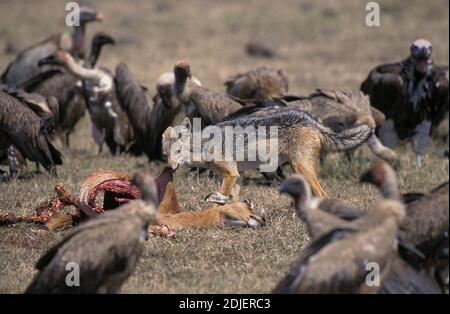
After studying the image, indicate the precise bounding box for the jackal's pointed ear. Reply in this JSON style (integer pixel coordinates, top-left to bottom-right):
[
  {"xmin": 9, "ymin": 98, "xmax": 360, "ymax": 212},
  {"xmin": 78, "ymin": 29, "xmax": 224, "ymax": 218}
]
[{"xmin": 180, "ymin": 117, "xmax": 192, "ymax": 132}]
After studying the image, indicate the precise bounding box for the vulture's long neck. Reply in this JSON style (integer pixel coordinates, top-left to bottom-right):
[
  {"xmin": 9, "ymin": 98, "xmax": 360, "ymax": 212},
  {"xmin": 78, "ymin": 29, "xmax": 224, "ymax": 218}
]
[
  {"xmin": 293, "ymin": 186, "xmax": 312, "ymax": 222},
  {"xmin": 381, "ymin": 176, "xmax": 400, "ymax": 201},
  {"xmin": 63, "ymin": 56, "xmax": 104, "ymax": 82},
  {"xmin": 71, "ymin": 23, "xmax": 86, "ymax": 54},
  {"xmin": 88, "ymin": 43, "xmax": 105, "ymax": 68},
  {"xmin": 174, "ymin": 74, "xmax": 188, "ymax": 100}
]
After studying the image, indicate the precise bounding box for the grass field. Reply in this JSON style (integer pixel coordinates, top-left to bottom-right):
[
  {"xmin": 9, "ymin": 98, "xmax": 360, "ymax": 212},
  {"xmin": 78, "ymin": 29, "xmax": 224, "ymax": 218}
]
[{"xmin": 0, "ymin": 0, "xmax": 448, "ymax": 293}]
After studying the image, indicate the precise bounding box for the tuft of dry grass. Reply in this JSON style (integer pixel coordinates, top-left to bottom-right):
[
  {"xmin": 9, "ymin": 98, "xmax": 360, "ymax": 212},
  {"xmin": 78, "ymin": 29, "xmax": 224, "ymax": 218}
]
[{"xmin": 0, "ymin": 0, "xmax": 448, "ymax": 293}]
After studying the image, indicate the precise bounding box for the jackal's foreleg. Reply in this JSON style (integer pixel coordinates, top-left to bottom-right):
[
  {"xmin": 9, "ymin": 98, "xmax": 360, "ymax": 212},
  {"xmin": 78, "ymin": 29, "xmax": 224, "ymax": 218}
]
[
  {"xmin": 214, "ymin": 162, "xmax": 240, "ymax": 198},
  {"xmin": 219, "ymin": 175, "xmax": 239, "ymax": 197}
]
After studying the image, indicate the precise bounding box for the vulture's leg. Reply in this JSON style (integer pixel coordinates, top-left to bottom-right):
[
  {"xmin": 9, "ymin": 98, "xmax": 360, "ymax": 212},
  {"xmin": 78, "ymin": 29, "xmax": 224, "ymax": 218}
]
[
  {"xmin": 65, "ymin": 132, "xmax": 70, "ymax": 149},
  {"xmin": 378, "ymin": 119, "xmax": 398, "ymax": 149},
  {"xmin": 35, "ymin": 163, "xmax": 42, "ymax": 174},
  {"xmin": 6, "ymin": 145, "xmax": 20, "ymax": 180},
  {"xmin": 435, "ymin": 265, "xmax": 449, "ymax": 294},
  {"xmin": 91, "ymin": 124, "xmax": 105, "ymax": 156},
  {"xmin": 411, "ymin": 119, "xmax": 431, "ymax": 168},
  {"xmin": 98, "ymin": 143, "xmax": 103, "ymax": 156},
  {"xmin": 444, "ymin": 136, "xmax": 449, "ymax": 158},
  {"xmin": 59, "ymin": 133, "xmax": 69, "ymax": 151},
  {"xmin": 47, "ymin": 166, "xmax": 58, "ymax": 178}
]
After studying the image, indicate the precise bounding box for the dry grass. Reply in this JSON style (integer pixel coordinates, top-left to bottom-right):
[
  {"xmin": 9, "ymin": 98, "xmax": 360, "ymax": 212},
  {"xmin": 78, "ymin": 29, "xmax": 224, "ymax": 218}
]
[{"xmin": 0, "ymin": 0, "xmax": 448, "ymax": 293}]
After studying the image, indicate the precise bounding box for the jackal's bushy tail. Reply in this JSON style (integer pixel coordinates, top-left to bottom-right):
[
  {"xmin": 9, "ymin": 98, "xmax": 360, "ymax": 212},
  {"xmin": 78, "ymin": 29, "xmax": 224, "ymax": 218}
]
[{"xmin": 320, "ymin": 124, "xmax": 372, "ymax": 152}]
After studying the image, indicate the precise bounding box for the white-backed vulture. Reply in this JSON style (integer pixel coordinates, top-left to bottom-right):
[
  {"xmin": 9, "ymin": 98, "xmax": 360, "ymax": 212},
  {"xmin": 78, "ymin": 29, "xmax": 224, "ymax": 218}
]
[
  {"xmin": 22, "ymin": 33, "xmax": 115, "ymax": 148},
  {"xmin": 1, "ymin": 7, "xmax": 103, "ymax": 89},
  {"xmin": 360, "ymin": 160, "xmax": 449, "ymax": 290},
  {"xmin": 116, "ymin": 65, "xmax": 202, "ymax": 160},
  {"xmin": 24, "ymin": 172, "xmax": 158, "ymax": 294},
  {"xmin": 174, "ymin": 61, "xmax": 246, "ymax": 125},
  {"xmin": 245, "ymin": 41, "xmax": 276, "ymax": 59},
  {"xmin": 278, "ymin": 173, "xmax": 443, "ymax": 294},
  {"xmin": 38, "ymin": 50, "xmax": 133, "ymax": 155},
  {"xmin": 279, "ymin": 175, "xmax": 365, "ymax": 238},
  {"xmin": 272, "ymin": 196, "xmax": 406, "ymax": 293},
  {"xmin": 225, "ymin": 67, "xmax": 288, "ymax": 99},
  {"xmin": 0, "ymin": 86, "xmax": 62, "ymax": 179}
]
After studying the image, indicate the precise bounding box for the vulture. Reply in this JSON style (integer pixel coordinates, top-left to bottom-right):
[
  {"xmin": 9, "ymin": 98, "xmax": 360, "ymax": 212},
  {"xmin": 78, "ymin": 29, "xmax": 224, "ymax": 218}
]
[
  {"xmin": 38, "ymin": 50, "xmax": 133, "ymax": 155},
  {"xmin": 173, "ymin": 61, "xmax": 246, "ymax": 125},
  {"xmin": 1, "ymin": 7, "xmax": 103, "ymax": 89},
  {"xmin": 225, "ymin": 67, "xmax": 288, "ymax": 99},
  {"xmin": 0, "ymin": 86, "xmax": 62, "ymax": 179},
  {"xmin": 279, "ymin": 173, "xmax": 443, "ymax": 294},
  {"xmin": 25, "ymin": 172, "xmax": 159, "ymax": 294},
  {"xmin": 245, "ymin": 41, "xmax": 276, "ymax": 59},
  {"xmin": 380, "ymin": 255, "xmax": 444, "ymax": 294},
  {"xmin": 434, "ymin": 110, "xmax": 449, "ymax": 157},
  {"xmin": 360, "ymin": 39, "xmax": 449, "ymax": 167},
  {"xmin": 173, "ymin": 62, "xmax": 289, "ymax": 184},
  {"xmin": 26, "ymin": 33, "xmax": 116, "ymax": 148},
  {"xmin": 360, "ymin": 160, "xmax": 449, "ymax": 291},
  {"xmin": 272, "ymin": 195, "xmax": 406, "ymax": 293},
  {"xmin": 279, "ymin": 175, "xmax": 365, "ymax": 238},
  {"xmin": 115, "ymin": 66, "xmax": 201, "ymax": 160}
]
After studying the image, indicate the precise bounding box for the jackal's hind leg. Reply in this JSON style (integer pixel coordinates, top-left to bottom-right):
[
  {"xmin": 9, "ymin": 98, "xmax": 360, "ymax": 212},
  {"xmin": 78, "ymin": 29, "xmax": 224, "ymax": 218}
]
[
  {"xmin": 290, "ymin": 160, "xmax": 326, "ymax": 197},
  {"xmin": 288, "ymin": 130, "xmax": 325, "ymax": 197}
]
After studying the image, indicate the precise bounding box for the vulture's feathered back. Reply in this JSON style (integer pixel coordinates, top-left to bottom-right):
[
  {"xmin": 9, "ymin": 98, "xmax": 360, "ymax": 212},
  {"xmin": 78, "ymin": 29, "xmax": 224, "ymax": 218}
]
[
  {"xmin": 1, "ymin": 7, "xmax": 103, "ymax": 88},
  {"xmin": 0, "ymin": 87, "xmax": 62, "ymax": 174},
  {"xmin": 115, "ymin": 62, "xmax": 152, "ymax": 142},
  {"xmin": 225, "ymin": 67, "xmax": 288, "ymax": 99}
]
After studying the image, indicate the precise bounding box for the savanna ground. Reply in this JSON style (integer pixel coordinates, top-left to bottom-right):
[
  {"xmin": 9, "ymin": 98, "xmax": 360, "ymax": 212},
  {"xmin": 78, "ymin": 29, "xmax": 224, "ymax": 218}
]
[{"xmin": 0, "ymin": 0, "xmax": 448, "ymax": 293}]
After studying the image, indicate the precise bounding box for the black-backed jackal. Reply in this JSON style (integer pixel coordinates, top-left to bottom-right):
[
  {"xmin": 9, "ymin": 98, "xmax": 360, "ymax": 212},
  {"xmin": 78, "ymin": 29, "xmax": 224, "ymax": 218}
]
[{"xmin": 162, "ymin": 110, "xmax": 372, "ymax": 198}]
